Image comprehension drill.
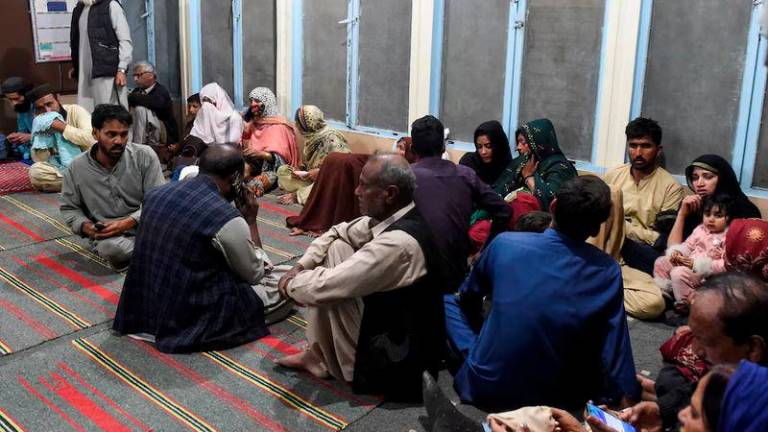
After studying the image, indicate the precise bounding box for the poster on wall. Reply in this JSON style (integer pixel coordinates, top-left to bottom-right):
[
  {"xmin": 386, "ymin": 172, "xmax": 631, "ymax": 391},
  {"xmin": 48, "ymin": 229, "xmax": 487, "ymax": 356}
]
[{"xmin": 29, "ymin": 0, "xmax": 80, "ymax": 63}]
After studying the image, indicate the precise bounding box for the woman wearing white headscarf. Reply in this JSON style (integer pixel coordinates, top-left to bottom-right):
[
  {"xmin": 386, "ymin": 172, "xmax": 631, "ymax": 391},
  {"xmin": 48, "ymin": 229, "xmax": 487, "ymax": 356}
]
[
  {"xmin": 241, "ymin": 87, "xmax": 299, "ymax": 195},
  {"xmin": 190, "ymin": 83, "xmax": 243, "ymax": 144}
]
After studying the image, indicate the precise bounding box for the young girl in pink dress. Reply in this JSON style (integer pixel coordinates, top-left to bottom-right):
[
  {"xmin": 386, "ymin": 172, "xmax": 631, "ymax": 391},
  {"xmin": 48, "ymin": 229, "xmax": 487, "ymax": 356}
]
[{"xmin": 654, "ymin": 194, "xmax": 732, "ymax": 308}]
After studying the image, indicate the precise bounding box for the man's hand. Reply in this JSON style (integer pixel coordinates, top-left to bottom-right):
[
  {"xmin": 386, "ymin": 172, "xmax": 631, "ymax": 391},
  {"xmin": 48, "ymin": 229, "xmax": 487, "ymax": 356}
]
[
  {"xmin": 278, "ymin": 264, "xmax": 304, "ymax": 300},
  {"xmin": 238, "ymin": 186, "xmax": 260, "ymax": 225},
  {"xmin": 550, "ymin": 408, "xmax": 588, "ymax": 432},
  {"xmin": 619, "ymin": 401, "xmax": 662, "ymax": 432},
  {"xmin": 50, "ymin": 119, "xmax": 67, "ymax": 133},
  {"xmin": 637, "ymin": 374, "xmax": 657, "ymax": 402},
  {"xmin": 81, "ymin": 221, "xmax": 98, "ymax": 239},
  {"xmin": 115, "ymin": 70, "xmax": 127, "ymax": 87},
  {"xmin": 7, "ymin": 132, "xmax": 31, "ymax": 144},
  {"xmin": 679, "ymin": 195, "xmax": 702, "ymax": 218},
  {"xmin": 242, "ymin": 147, "xmax": 269, "ymax": 161},
  {"xmin": 94, "ymin": 218, "xmax": 137, "ymax": 239},
  {"xmin": 585, "ymin": 416, "xmax": 620, "ymax": 432}
]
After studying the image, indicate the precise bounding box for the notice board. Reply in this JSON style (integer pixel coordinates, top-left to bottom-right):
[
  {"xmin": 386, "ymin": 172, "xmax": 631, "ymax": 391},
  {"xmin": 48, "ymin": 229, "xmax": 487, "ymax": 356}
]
[{"xmin": 29, "ymin": 0, "xmax": 79, "ymax": 63}]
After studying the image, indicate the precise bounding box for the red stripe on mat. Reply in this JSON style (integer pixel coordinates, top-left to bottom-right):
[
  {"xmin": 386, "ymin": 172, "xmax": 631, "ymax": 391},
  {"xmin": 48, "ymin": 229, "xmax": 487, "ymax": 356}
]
[
  {"xmin": 18, "ymin": 376, "xmax": 87, "ymax": 432},
  {"xmin": 44, "ymin": 372, "xmax": 132, "ymax": 432},
  {"xmin": 58, "ymin": 363, "xmax": 151, "ymax": 431},
  {"xmin": 260, "ymin": 201, "xmax": 299, "ymax": 217},
  {"xmin": 33, "ymin": 254, "xmax": 119, "ymax": 305},
  {"xmin": 0, "ymin": 298, "xmax": 57, "ymax": 339},
  {"xmin": 249, "ymin": 338, "xmax": 380, "ymax": 407},
  {"xmin": 9, "ymin": 256, "xmax": 113, "ymax": 316},
  {"xmin": 258, "ymin": 335, "xmax": 301, "ymax": 356},
  {"xmin": 0, "ymin": 212, "xmax": 44, "ymax": 242},
  {"xmin": 130, "ymin": 339, "xmax": 287, "ymax": 432}
]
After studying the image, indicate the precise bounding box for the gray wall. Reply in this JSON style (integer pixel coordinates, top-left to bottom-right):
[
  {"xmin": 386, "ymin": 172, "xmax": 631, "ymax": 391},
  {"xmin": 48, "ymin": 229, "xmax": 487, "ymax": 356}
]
[
  {"xmin": 122, "ymin": 0, "xmax": 148, "ymax": 88},
  {"xmin": 302, "ymin": 0, "xmax": 348, "ymax": 122},
  {"xmin": 518, "ymin": 0, "xmax": 604, "ymax": 162},
  {"xmin": 357, "ymin": 0, "xmax": 412, "ymax": 132},
  {"xmin": 154, "ymin": 0, "xmax": 181, "ymax": 97},
  {"xmin": 640, "ymin": 0, "xmax": 750, "ymax": 175},
  {"xmin": 242, "ymin": 0, "xmax": 276, "ymax": 107},
  {"xmin": 202, "ymin": 0, "xmax": 235, "ymax": 97},
  {"xmin": 440, "ymin": 0, "xmax": 509, "ymax": 143}
]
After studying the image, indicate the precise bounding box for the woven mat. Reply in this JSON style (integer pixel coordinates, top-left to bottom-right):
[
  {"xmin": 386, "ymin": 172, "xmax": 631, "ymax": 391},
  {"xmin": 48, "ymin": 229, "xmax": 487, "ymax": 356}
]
[
  {"xmin": 0, "ymin": 236, "xmax": 124, "ymax": 356},
  {"xmin": 0, "ymin": 319, "xmax": 380, "ymax": 431},
  {"xmin": 0, "ymin": 193, "xmax": 70, "ymax": 251}
]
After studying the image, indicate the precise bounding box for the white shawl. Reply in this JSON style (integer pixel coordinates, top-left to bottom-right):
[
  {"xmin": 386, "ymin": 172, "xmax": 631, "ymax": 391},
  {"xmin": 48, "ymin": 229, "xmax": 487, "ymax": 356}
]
[{"xmin": 190, "ymin": 83, "xmax": 244, "ymax": 144}]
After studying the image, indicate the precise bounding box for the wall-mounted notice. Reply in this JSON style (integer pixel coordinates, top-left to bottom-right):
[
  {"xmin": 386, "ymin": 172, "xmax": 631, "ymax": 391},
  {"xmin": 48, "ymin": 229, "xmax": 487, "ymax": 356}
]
[{"xmin": 29, "ymin": 0, "xmax": 80, "ymax": 63}]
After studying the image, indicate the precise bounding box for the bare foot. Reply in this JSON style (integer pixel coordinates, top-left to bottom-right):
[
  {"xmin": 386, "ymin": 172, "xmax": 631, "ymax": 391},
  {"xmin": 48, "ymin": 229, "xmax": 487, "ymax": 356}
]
[
  {"xmin": 276, "ymin": 350, "xmax": 329, "ymax": 378},
  {"xmin": 278, "ymin": 193, "xmax": 297, "ymax": 205},
  {"xmin": 288, "ymin": 227, "xmax": 306, "ymax": 236}
]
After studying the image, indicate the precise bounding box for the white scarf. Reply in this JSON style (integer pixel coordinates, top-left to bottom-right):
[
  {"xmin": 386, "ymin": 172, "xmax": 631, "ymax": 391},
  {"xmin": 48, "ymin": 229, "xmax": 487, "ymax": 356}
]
[
  {"xmin": 190, "ymin": 83, "xmax": 244, "ymax": 144},
  {"xmin": 80, "ymin": 0, "xmax": 96, "ymax": 6}
]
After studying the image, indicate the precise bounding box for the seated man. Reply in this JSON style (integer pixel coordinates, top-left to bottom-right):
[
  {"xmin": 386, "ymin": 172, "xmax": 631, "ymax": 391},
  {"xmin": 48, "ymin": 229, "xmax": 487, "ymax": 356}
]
[
  {"xmin": 603, "ymin": 117, "xmax": 684, "ymax": 276},
  {"xmin": 61, "ymin": 104, "xmax": 165, "ymax": 271},
  {"xmin": 410, "ymin": 115, "xmax": 511, "ymax": 291},
  {"xmin": 276, "ymin": 155, "xmax": 445, "ymax": 402},
  {"xmin": 128, "ymin": 61, "xmax": 179, "ymax": 153},
  {"xmin": 620, "ymin": 272, "xmax": 768, "ymax": 431},
  {"xmin": 113, "ymin": 144, "xmax": 286, "ymax": 353},
  {"xmin": 1, "ymin": 77, "xmax": 34, "ymax": 159},
  {"xmin": 25, "ymin": 84, "xmax": 94, "ymax": 192},
  {"xmin": 446, "ymin": 176, "xmax": 640, "ymax": 412}
]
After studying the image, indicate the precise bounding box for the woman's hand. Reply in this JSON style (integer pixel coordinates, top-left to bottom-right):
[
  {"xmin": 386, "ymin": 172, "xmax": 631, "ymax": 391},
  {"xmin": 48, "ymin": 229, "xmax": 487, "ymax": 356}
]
[
  {"xmin": 521, "ymin": 154, "xmax": 539, "ymax": 180},
  {"xmin": 678, "ymin": 195, "xmax": 702, "ymax": 218}
]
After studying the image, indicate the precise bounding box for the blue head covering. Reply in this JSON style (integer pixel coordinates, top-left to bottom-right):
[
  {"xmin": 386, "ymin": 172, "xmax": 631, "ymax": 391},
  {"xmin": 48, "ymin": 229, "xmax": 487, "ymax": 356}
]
[
  {"xmin": 718, "ymin": 361, "xmax": 768, "ymax": 431},
  {"xmin": 31, "ymin": 111, "xmax": 81, "ymax": 169}
]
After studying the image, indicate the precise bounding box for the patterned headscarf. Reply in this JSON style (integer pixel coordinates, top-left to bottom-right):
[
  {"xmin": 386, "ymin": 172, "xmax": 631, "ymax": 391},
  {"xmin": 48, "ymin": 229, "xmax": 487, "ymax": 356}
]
[
  {"xmin": 725, "ymin": 219, "xmax": 768, "ymax": 281},
  {"xmin": 247, "ymin": 87, "xmax": 279, "ymax": 118},
  {"xmin": 295, "ymin": 105, "xmax": 349, "ymax": 169}
]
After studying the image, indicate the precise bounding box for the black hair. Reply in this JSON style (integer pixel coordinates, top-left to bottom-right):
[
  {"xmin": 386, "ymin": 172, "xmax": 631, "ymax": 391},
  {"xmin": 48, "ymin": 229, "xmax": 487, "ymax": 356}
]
[
  {"xmin": 411, "ymin": 115, "xmax": 445, "ymax": 158},
  {"xmin": 515, "ymin": 211, "xmax": 552, "ymax": 233},
  {"xmin": 702, "ymin": 365, "xmax": 735, "ymax": 432},
  {"xmin": 198, "ymin": 143, "xmax": 244, "ymax": 178},
  {"xmin": 702, "ymin": 194, "xmax": 734, "ymax": 221},
  {"xmin": 553, "ymin": 176, "xmax": 612, "ymax": 241},
  {"xmin": 24, "ymin": 84, "xmax": 55, "ymax": 105},
  {"xmin": 625, "ymin": 117, "xmax": 662, "ymax": 146},
  {"xmin": 514, "ymin": 127, "xmax": 525, "ymax": 141},
  {"xmin": 698, "ymin": 273, "xmax": 768, "ymax": 364},
  {"xmin": 186, "ymin": 93, "xmax": 201, "ymax": 105},
  {"xmin": 91, "ymin": 104, "xmax": 132, "ymax": 129}
]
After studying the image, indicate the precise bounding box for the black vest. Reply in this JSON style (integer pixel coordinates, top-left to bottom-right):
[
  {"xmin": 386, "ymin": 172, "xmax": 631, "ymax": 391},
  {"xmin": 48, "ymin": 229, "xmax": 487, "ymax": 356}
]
[
  {"xmin": 71, "ymin": 0, "xmax": 121, "ymax": 79},
  {"xmin": 352, "ymin": 208, "xmax": 447, "ymax": 402}
]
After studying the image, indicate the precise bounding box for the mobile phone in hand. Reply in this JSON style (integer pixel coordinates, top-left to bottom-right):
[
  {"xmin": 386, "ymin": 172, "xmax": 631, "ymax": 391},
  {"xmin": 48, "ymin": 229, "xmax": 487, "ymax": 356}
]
[
  {"xmin": 94, "ymin": 222, "xmax": 106, "ymax": 232},
  {"xmin": 586, "ymin": 403, "xmax": 636, "ymax": 432}
]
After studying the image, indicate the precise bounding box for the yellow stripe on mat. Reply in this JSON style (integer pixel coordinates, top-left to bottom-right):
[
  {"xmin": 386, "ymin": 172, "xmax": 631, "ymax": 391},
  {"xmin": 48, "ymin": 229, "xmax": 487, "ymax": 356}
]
[
  {"xmin": 0, "ymin": 196, "xmax": 70, "ymax": 234},
  {"xmin": 0, "ymin": 267, "xmax": 90, "ymax": 329},
  {"xmin": 0, "ymin": 338, "xmax": 11, "ymax": 356},
  {"xmin": 0, "ymin": 407, "xmax": 25, "ymax": 432},
  {"xmin": 54, "ymin": 238, "xmax": 111, "ymax": 269},
  {"xmin": 203, "ymin": 351, "xmax": 347, "ymax": 430},
  {"xmin": 73, "ymin": 339, "xmax": 217, "ymax": 432}
]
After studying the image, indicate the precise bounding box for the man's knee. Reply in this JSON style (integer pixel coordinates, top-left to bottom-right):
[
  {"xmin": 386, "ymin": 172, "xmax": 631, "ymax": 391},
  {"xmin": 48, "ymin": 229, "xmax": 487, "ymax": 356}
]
[
  {"xmin": 324, "ymin": 239, "xmax": 355, "ymax": 267},
  {"xmin": 28, "ymin": 163, "xmax": 62, "ymax": 192},
  {"xmin": 95, "ymin": 236, "xmax": 134, "ymax": 267},
  {"xmin": 624, "ymin": 289, "xmax": 665, "ymax": 320}
]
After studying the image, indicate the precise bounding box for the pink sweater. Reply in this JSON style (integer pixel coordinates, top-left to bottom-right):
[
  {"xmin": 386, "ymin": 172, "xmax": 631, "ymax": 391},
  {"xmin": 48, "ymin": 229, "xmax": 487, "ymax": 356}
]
[{"xmin": 666, "ymin": 224, "xmax": 727, "ymax": 276}]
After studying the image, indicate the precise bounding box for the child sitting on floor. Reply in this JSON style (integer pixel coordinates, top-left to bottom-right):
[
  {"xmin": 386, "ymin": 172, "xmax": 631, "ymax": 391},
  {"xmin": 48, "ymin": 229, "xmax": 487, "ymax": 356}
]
[{"xmin": 654, "ymin": 194, "xmax": 732, "ymax": 309}]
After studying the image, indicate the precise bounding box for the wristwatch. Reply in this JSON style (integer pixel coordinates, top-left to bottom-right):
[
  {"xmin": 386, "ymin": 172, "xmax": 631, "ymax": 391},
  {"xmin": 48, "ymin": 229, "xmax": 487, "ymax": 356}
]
[{"xmin": 117, "ymin": 68, "xmax": 126, "ymax": 74}]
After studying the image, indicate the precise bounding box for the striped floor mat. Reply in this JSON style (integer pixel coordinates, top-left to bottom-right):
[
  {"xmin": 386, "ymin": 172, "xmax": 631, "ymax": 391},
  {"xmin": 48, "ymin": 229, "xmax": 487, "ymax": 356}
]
[
  {"xmin": 0, "ymin": 193, "xmax": 71, "ymax": 251},
  {"xmin": 256, "ymin": 194, "xmax": 313, "ymax": 263},
  {"xmin": 0, "ymin": 236, "xmax": 124, "ymax": 356},
  {"xmin": 0, "ymin": 319, "xmax": 380, "ymax": 431}
]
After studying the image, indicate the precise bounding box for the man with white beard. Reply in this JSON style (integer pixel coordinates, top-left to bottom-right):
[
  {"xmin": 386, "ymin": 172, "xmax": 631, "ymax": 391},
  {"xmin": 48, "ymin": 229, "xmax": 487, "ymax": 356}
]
[{"xmin": 69, "ymin": 0, "xmax": 133, "ymax": 111}]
